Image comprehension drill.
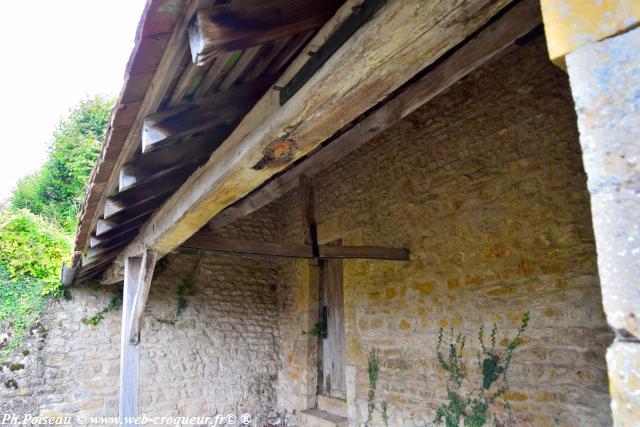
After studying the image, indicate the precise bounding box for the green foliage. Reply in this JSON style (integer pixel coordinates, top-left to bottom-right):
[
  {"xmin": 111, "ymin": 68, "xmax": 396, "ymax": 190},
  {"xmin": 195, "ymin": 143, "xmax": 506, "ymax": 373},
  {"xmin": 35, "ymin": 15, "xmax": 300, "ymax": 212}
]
[
  {"xmin": 0, "ymin": 268, "xmax": 48, "ymax": 362},
  {"xmin": 0, "ymin": 209, "xmax": 71, "ymax": 295},
  {"xmin": 175, "ymin": 258, "xmax": 198, "ymax": 316},
  {"xmin": 381, "ymin": 400, "xmax": 389, "ymax": 427},
  {"xmin": 367, "ymin": 349, "xmax": 380, "ymax": 426},
  {"xmin": 365, "ymin": 348, "xmax": 391, "ymax": 426},
  {"xmin": 1, "ymin": 96, "xmax": 111, "ymax": 362},
  {"xmin": 301, "ymin": 322, "xmax": 323, "ymax": 337},
  {"xmin": 434, "ymin": 312, "xmax": 530, "ymax": 427},
  {"xmin": 153, "ymin": 256, "xmax": 200, "ymax": 324},
  {"xmin": 11, "ymin": 96, "xmax": 114, "ymax": 232},
  {"xmin": 81, "ymin": 289, "xmax": 122, "ymax": 326}
]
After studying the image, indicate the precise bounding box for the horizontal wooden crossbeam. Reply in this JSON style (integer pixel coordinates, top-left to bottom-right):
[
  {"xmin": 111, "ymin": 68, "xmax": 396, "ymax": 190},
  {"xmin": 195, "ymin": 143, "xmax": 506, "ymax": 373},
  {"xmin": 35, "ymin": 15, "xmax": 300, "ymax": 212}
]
[{"xmin": 180, "ymin": 234, "xmax": 409, "ymax": 260}]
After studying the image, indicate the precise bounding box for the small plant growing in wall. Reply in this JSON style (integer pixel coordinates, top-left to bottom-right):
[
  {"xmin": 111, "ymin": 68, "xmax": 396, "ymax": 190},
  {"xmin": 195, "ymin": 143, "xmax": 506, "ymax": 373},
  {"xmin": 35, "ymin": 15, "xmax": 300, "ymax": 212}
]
[
  {"xmin": 301, "ymin": 322, "xmax": 323, "ymax": 337},
  {"xmin": 366, "ymin": 348, "xmax": 390, "ymax": 427},
  {"xmin": 80, "ymin": 285, "xmax": 122, "ymax": 326},
  {"xmin": 434, "ymin": 312, "xmax": 530, "ymax": 427}
]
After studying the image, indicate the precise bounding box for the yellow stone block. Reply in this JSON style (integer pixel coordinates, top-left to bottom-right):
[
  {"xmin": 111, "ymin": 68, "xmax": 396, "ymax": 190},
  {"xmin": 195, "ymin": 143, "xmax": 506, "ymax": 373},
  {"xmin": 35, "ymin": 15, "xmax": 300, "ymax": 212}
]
[{"xmin": 541, "ymin": 0, "xmax": 640, "ymax": 64}]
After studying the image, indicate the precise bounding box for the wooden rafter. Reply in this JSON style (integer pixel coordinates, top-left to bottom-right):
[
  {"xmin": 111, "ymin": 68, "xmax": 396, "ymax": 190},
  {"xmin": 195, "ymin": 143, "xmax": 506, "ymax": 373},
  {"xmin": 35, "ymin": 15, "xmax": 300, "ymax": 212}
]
[
  {"xmin": 188, "ymin": 0, "xmax": 342, "ymax": 65},
  {"xmin": 141, "ymin": 80, "xmax": 270, "ymax": 153},
  {"xmin": 119, "ymin": 134, "xmax": 224, "ymax": 192},
  {"xmin": 104, "ymin": 164, "xmax": 196, "ymax": 219},
  {"xmin": 91, "ymin": 219, "xmax": 149, "ymax": 249},
  {"xmin": 208, "ymin": 0, "xmax": 542, "ymax": 231}
]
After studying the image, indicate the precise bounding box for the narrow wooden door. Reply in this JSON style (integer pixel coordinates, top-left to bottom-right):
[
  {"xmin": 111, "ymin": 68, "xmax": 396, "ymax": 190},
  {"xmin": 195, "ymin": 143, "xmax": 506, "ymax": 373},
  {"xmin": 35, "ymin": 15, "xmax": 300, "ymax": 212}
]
[{"xmin": 321, "ymin": 258, "xmax": 346, "ymax": 398}]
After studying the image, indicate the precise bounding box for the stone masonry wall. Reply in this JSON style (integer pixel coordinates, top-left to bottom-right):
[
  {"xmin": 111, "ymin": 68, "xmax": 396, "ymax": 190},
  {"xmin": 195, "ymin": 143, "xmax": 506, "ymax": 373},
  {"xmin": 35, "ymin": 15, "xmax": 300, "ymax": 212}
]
[
  {"xmin": 1, "ymin": 209, "xmax": 282, "ymax": 426},
  {"xmin": 273, "ymin": 38, "xmax": 613, "ymax": 426}
]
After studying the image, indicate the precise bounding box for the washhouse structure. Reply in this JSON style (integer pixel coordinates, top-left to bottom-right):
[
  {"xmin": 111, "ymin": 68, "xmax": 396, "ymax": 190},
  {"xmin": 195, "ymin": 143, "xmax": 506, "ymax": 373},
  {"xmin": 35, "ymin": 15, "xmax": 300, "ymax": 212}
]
[{"xmin": 4, "ymin": 0, "xmax": 640, "ymax": 426}]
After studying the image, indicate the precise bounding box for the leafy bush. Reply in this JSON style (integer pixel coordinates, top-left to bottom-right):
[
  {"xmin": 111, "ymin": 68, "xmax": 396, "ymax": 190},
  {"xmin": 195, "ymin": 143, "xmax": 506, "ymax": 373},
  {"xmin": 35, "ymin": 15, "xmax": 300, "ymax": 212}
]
[
  {"xmin": 434, "ymin": 312, "xmax": 530, "ymax": 427},
  {"xmin": 12, "ymin": 96, "xmax": 113, "ymax": 232},
  {"xmin": 0, "ymin": 209, "xmax": 71, "ymax": 295},
  {"xmin": 0, "ymin": 267, "xmax": 48, "ymax": 362}
]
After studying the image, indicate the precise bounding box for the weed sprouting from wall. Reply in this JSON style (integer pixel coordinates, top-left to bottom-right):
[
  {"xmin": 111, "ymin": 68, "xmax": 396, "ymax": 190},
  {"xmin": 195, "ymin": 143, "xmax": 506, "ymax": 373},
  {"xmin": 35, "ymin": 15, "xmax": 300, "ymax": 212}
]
[
  {"xmin": 80, "ymin": 285, "xmax": 122, "ymax": 326},
  {"xmin": 365, "ymin": 348, "xmax": 390, "ymax": 426},
  {"xmin": 367, "ymin": 348, "xmax": 379, "ymax": 425},
  {"xmin": 153, "ymin": 255, "xmax": 200, "ymax": 325},
  {"xmin": 301, "ymin": 322, "xmax": 323, "ymax": 337},
  {"xmin": 434, "ymin": 312, "xmax": 530, "ymax": 427}
]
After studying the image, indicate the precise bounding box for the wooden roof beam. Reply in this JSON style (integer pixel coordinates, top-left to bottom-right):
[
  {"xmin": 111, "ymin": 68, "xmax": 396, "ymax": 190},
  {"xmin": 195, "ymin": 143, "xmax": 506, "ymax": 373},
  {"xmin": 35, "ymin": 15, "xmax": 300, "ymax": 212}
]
[
  {"xmin": 104, "ymin": 164, "xmax": 195, "ymax": 219},
  {"xmin": 119, "ymin": 135, "xmax": 225, "ymax": 192},
  {"xmin": 208, "ymin": 0, "xmax": 542, "ymax": 231},
  {"xmin": 188, "ymin": 0, "xmax": 342, "ymax": 65},
  {"xmin": 101, "ymin": 0, "xmax": 515, "ymax": 283},
  {"xmin": 141, "ymin": 81, "xmax": 269, "ymax": 153}
]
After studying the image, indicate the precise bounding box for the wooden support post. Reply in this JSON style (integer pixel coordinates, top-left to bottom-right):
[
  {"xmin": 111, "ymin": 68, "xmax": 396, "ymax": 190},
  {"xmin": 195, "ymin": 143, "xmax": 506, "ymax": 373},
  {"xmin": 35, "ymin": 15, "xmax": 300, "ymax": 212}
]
[
  {"xmin": 129, "ymin": 250, "xmax": 158, "ymax": 345},
  {"xmin": 119, "ymin": 249, "xmax": 157, "ymax": 424},
  {"xmin": 120, "ymin": 256, "xmax": 141, "ymax": 425},
  {"xmin": 299, "ymin": 175, "xmax": 318, "ymax": 255}
]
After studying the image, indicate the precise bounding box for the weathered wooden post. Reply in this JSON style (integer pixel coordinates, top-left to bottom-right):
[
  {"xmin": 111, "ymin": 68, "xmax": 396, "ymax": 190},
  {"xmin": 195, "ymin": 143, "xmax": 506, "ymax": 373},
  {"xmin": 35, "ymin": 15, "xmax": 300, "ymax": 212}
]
[{"xmin": 119, "ymin": 249, "xmax": 157, "ymax": 426}]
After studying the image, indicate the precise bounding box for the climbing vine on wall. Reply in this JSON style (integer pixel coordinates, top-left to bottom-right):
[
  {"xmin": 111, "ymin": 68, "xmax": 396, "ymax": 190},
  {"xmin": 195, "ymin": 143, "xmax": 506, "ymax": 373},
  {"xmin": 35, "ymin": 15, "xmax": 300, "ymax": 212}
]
[{"xmin": 434, "ymin": 312, "xmax": 530, "ymax": 427}]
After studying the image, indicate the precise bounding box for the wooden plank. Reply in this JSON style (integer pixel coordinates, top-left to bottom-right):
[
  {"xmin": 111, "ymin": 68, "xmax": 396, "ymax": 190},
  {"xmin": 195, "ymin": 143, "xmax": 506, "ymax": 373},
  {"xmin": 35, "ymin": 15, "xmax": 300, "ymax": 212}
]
[
  {"xmin": 91, "ymin": 227, "xmax": 142, "ymax": 252},
  {"xmin": 141, "ymin": 80, "xmax": 269, "ymax": 152},
  {"xmin": 168, "ymin": 63, "xmax": 207, "ymax": 107},
  {"xmin": 182, "ymin": 235, "xmax": 313, "ymax": 258},
  {"xmin": 265, "ymin": 31, "xmax": 314, "ymax": 75},
  {"xmin": 180, "ymin": 234, "xmax": 409, "ymax": 260},
  {"xmin": 105, "ymin": 0, "xmax": 513, "ymax": 277},
  {"xmin": 96, "ymin": 195, "xmax": 172, "ymax": 235},
  {"xmin": 85, "ymin": 239, "xmax": 131, "ymax": 262},
  {"xmin": 104, "ymin": 164, "xmax": 196, "ymax": 219},
  {"xmin": 208, "ymin": 0, "xmax": 542, "ymax": 231},
  {"xmin": 76, "ymin": 257, "xmax": 119, "ymax": 283},
  {"xmin": 119, "ymin": 135, "xmax": 223, "ymax": 191},
  {"xmin": 218, "ymin": 45, "xmax": 263, "ymax": 91},
  {"xmin": 188, "ymin": 0, "xmax": 341, "ymax": 65},
  {"xmin": 319, "ymin": 245, "xmax": 409, "ymax": 260},
  {"xmin": 279, "ymin": 0, "xmax": 385, "ymax": 105},
  {"xmin": 193, "ymin": 52, "xmax": 235, "ymax": 98},
  {"xmin": 243, "ymin": 38, "xmax": 291, "ymax": 81},
  {"xmin": 128, "ymin": 249, "xmax": 158, "ymax": 345},
  {"xmin": 120, "ymin": 256, "xmax": 141, "ymax": 425},
  {"xmin": 321, "ymin": 256, "xmax": 346, "ymax": 398}
]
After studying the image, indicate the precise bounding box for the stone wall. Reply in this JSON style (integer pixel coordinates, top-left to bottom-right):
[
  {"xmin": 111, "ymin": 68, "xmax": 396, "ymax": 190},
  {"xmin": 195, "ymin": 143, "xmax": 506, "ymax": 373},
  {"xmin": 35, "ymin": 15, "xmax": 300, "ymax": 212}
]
[
  {"xmin": 1, "ymin": 210, "xmax": 283, "ymax": 426},
  {"xmin": 273, "ymin": 38, "xmax": 613, "ymax": 426}
]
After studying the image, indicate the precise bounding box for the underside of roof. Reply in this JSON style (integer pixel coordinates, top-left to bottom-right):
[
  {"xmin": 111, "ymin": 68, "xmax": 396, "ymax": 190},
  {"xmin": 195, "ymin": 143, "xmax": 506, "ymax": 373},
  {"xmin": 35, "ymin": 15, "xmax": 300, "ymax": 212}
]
[
  {"xmin": 71, "ymin": 0, "xmax": 342, "ymax": 282},
  {"xmin": 68, "ymin": 0, "xmax": 541, "ymax": 284}
]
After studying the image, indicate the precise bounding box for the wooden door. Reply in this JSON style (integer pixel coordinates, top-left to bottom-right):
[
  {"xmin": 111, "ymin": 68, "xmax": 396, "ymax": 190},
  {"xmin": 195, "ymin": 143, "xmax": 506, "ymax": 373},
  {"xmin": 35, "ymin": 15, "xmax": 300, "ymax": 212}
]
[{"xmin": 321, "ymin": 258, "xmax": 346, "ymax": 398}]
